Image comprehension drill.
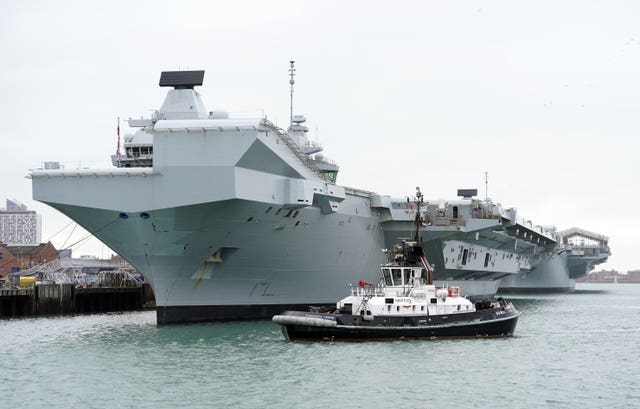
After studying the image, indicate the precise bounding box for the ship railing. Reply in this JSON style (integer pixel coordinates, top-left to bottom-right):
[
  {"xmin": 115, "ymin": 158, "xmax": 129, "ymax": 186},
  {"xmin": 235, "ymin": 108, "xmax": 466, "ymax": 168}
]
[
  {"xmin": 262, "ymin": 120, "xmax": 326, "ymax": 180},
  {"xmin": 349, "ymin": 279, "xmax": 385, "ymax": 297},
  {"xmin": 344, "ymin": 186, "xmax": 376, "ymax": 197},
  {"xmin": 30, "ymin": 159, "xmax": 114, "ymax": 171},
  {"xmin": 567, "ymin": 244, "xmax": 611, "ymax": 253},
  {"xmin": 471, "ymin": 209, "xmax": 502, "ymax": 220},
  {"xmin": 433, "ymin": 216, "xmax": 466, "ymax": 226}
]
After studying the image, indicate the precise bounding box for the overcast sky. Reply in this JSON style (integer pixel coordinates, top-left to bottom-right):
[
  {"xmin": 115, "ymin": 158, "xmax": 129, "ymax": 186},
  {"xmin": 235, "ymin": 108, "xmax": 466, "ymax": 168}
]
[{"xmin": 1, "ymin": 0, "xmax": 638, "ymax": 271}]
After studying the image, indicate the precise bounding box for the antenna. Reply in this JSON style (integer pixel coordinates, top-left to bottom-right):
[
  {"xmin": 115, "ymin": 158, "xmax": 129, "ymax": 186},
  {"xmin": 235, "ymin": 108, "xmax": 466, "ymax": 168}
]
[
  {"xmin": 288, "ymin": 60, "xmax": 296, "ymax": 128},
  {"xmin": 413, "ymin": 187, "xmax": 424, "ymax": 243},
  {"xmin": 116, "ymin": 117, "xmax": 121, "ymax": 161},
  {"xmin": 485, "ymin": 171, "xmax": 488, "ymax": 201}
]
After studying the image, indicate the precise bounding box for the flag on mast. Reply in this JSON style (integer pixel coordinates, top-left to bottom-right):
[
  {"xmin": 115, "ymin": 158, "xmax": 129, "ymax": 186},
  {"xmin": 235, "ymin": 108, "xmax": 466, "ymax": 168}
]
[{"xmin": 116, "ymin": 117, "xmax": 121, "ymax": 158}]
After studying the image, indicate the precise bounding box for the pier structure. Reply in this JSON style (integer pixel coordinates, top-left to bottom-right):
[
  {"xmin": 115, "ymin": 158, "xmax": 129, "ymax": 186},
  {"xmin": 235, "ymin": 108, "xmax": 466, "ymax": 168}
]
[
  {"xmin": 0, "ymin": 260, "xmax": 155, "ymax": 318},
  {"xmin": 0, "ymin": 283, "xmax": 154, "ymax": 318}
]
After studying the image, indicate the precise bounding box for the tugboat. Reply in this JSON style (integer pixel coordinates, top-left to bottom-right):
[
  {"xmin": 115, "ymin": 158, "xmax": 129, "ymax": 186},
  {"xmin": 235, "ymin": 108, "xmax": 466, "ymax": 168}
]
[{"xmin": 273, "ymin": 188, "xmax": 520, "ymax": 341}]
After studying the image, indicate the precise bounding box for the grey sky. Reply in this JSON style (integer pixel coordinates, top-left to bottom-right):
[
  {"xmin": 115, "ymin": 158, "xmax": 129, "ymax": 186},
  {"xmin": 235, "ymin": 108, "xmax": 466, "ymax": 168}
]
[{"xmin": 1, "ymin": 0, "xmax": 638, "ymax": 271}]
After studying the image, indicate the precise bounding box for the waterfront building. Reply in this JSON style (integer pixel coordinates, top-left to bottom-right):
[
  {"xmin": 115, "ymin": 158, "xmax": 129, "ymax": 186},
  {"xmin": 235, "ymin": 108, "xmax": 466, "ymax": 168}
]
[{"xmin": 0, "ymin": 200, "xmax": 42, "ymax": 245}]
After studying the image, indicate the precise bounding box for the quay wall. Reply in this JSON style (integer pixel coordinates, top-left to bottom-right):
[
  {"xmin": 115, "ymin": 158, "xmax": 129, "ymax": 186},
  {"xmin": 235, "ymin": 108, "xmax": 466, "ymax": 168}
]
[{"xmin": 0, "ymin": 284, "xmax": 154, "ymax": 318}]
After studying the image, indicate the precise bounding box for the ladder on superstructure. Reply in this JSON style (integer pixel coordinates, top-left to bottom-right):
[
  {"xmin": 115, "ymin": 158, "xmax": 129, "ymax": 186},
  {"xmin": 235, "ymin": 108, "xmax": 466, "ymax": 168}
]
[{"xmin": 265, "ymin": 121, "xmax": 325, "ymax": 180}]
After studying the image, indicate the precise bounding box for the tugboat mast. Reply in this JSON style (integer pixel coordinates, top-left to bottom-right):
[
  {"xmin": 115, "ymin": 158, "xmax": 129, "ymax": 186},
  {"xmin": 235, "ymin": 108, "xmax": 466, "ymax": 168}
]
[
  {"xmin": 413, "ymin": 187, "xmax": 423, "ymax": 243},
  {"xmin": 412, "ymin": 187, "xmax": 435, "ymax": 283}
]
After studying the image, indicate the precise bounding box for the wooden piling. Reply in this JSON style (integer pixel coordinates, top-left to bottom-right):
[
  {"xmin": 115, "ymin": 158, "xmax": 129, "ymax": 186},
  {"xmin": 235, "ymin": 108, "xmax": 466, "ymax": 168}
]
[{"xmin": 0, "ymin": 284, "xmax": 151, "ymax": 318}]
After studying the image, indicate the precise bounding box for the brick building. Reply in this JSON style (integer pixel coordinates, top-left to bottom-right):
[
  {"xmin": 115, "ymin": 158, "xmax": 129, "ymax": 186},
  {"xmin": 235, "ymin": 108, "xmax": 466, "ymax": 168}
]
[{"xmin": 0, "ymin": 242, "xmax": 59, "ymax": 277}]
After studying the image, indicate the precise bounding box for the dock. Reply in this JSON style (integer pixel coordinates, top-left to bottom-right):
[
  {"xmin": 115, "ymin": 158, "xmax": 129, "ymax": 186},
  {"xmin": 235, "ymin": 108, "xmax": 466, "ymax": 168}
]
[{"xmin": 0, "ymin": 283, "xmax": 155, "ymax": 318}]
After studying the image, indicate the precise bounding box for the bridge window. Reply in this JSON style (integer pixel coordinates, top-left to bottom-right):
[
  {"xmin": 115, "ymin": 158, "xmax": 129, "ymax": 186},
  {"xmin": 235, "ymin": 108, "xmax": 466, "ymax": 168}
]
[
  {"xmin": 392, "ymin": 269, "xmax": 402, "ymax": 286},
  {"xmin": 383, "ymin": 269, "xmax": 393, "ymax": 286},
  {"xmin": 403, "ymin": 269, "xmax": 411, "ymax": 285},
  {"xmin": 484, "ymin": 253, "xmax": 491, "ymax": 267},
  {"xmin": 323, "ymin": 171, "xmax": 337, "ymax": 183}
]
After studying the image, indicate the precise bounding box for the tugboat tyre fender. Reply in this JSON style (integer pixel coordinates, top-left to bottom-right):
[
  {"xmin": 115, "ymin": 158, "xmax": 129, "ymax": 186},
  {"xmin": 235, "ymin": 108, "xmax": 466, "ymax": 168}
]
[{"xmin": 272, "ymin": 315, "xmax": 337, "ymax": 328}]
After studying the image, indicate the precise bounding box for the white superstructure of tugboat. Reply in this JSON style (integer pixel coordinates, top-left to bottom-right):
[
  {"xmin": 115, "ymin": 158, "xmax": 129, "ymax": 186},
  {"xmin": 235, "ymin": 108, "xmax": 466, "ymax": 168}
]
[{"xmin": 273, "ymin": 189, "xmax": 520, "ymax": 341}]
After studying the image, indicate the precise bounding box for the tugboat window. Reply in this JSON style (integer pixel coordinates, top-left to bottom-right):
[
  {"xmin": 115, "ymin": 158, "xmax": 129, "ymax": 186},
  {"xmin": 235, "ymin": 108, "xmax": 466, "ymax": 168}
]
[
  {"xmin": 383, "ymin": 269, "xmax": 393, "ymax": 286},
  {"xmin": 403, "ymin": 269, "xmax": 411, "ymax": 285},
  {"xmin": 392, "ymin": 269, "xmax": 402, "ymax": 286}
]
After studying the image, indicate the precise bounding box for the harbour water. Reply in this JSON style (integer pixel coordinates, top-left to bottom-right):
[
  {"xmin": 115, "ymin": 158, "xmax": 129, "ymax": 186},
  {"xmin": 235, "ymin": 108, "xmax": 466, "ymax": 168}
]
[{"xmin": 1, "ymin": 283, "xmax": 638, "ymax": 408}]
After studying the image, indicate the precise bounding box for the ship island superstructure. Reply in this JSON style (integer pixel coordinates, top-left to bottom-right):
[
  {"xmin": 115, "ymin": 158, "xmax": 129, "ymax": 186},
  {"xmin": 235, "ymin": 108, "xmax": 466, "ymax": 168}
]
[{"xmin": 31, "ymin": 69, "xmax": 560, "ymax": 323}]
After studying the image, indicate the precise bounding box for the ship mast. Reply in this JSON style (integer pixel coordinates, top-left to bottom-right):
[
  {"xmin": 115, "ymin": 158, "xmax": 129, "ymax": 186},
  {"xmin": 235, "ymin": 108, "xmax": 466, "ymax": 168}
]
[
  {"xmin": 485, "ymin": 171, "xmax": 489, "ymax": 202},
  {"xmin": 288, "ymin": 60, "xmax": 295, "ymax": 128}
]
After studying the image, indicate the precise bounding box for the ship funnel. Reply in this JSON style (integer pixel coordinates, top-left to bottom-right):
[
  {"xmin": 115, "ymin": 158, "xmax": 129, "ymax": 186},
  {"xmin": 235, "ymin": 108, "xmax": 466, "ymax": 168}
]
[{"xmin": 158, "ymin": 70, "xmax": 208, "ymax": 119}]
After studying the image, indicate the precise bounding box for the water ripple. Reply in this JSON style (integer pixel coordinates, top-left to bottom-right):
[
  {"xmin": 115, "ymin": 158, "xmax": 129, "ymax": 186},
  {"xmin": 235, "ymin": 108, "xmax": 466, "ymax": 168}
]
[{"xmin": 1, "ymin": 283, "xmax": 638, "ymax": 408}]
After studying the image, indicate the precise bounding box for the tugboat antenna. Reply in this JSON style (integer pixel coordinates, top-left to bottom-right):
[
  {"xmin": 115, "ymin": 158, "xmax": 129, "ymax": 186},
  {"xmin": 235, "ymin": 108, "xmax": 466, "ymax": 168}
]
[
  {"xmin": 413, "ymin": 187, "xmax": 423, "ymax": 243},
  {"xmin": 288, "ymin": 60, "xmax": 296, "ymax": 128},
  {"xmin": 413, "ymin": 186, "xmax": 434, "ymax": 283}
]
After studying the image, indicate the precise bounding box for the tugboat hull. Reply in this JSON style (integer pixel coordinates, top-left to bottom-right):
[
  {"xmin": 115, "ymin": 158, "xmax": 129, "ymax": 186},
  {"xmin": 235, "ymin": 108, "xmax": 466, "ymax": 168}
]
[{"xmin": 274, "ymin": 305, "xmax": 520, "ymax": 341}]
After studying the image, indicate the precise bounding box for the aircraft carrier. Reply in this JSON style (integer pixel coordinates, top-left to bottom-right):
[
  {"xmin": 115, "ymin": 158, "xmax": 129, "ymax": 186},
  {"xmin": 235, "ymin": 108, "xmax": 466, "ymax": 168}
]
[
  {"xmin": 30, "ymin": 67, "xmax": 559, "ymax": 323},
  {"xmin": 499, "ymin": 227, "xmax": 611, "ymax": 293}
]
